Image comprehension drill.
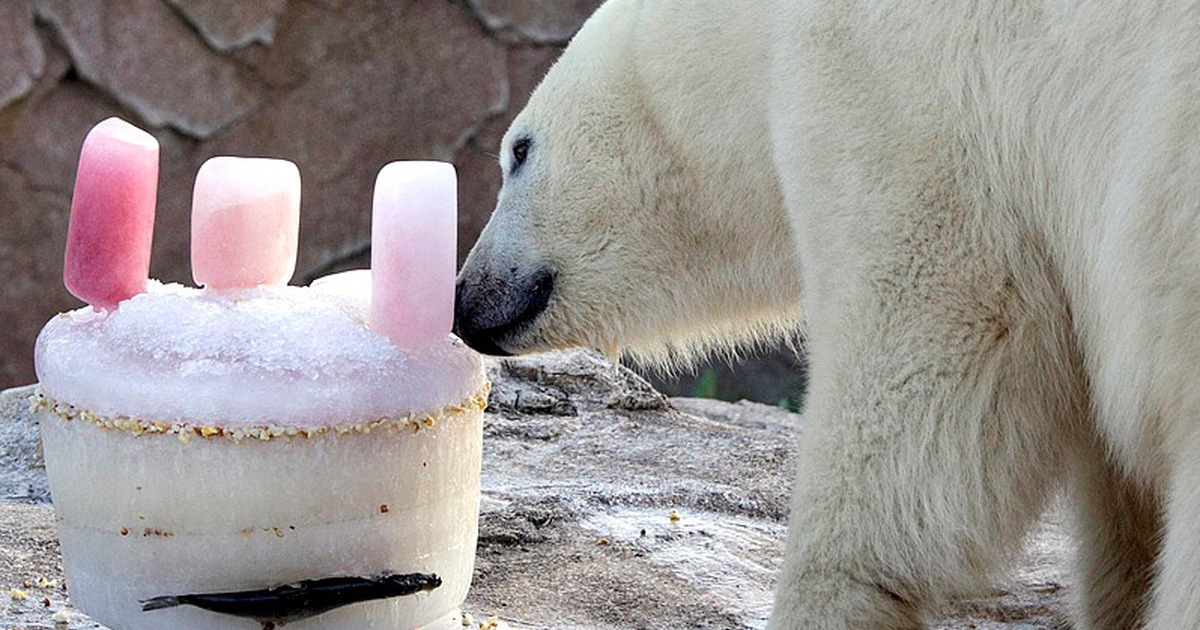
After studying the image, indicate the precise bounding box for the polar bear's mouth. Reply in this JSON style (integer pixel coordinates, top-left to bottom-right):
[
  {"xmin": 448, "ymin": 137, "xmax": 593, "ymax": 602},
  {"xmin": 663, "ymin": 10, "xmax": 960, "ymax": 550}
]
[{"xmin": 453, "ymin": 267, "xmax": 555, "ymax": 356}]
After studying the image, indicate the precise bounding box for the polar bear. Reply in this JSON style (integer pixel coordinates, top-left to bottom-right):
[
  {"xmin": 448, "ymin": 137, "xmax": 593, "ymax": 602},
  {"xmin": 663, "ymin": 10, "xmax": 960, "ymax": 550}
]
[{"xmin": 454, "ymin": 0, "xmax": 1199, "ymax": 628}]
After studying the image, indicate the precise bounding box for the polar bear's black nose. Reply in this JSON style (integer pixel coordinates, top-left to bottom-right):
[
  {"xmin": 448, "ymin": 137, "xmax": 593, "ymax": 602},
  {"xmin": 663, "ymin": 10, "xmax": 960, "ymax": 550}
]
[{"xmin": 453, "ymin": 267, "xmax": 554, "ymax": 356}]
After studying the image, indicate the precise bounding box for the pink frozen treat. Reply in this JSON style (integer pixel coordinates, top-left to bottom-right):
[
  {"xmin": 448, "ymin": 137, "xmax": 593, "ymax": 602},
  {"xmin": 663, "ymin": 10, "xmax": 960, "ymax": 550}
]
[
  {"xmin": 371, "ymin": 161, "xmax": 457, "ymax": 347},
  {"xmin": 64, "ymin": 117, "xmax": 159, "ymax": 312},
  {"xmin": 191, "ymin": 156, "xmax": 301, "ymax": 290}
]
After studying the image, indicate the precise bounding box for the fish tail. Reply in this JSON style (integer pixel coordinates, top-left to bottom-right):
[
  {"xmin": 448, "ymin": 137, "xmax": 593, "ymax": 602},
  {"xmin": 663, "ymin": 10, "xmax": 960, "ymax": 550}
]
[{"xmin": 140, "ymin": 595, "xmax": 183, "ymax": 611}]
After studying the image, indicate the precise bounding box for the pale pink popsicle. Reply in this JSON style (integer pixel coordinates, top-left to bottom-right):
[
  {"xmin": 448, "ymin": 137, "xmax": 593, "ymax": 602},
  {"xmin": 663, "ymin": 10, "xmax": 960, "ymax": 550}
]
[
  {"xmin": 191, "ymin": 156, "xmax": 300, "ymax": 290},
  {"xmin": 64, "ymin": 117, "xmax": 159, "ymax": 312},
  {"xmin": 371, "ymin": 161, "xmax": 457, "ymax": 347}
]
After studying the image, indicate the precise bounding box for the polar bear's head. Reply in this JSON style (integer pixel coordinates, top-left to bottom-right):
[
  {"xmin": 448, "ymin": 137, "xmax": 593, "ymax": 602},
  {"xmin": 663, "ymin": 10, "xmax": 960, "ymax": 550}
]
[{"xmin": 455, "ymin": 0, "xmax": 802, "ymax": 364}]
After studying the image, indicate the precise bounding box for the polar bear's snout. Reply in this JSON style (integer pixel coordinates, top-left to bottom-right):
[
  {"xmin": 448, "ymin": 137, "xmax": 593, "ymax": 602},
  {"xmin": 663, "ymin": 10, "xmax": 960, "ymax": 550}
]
[{"xmin": 453, "ymin": 265, "xmax": 555, "ymax": 356}]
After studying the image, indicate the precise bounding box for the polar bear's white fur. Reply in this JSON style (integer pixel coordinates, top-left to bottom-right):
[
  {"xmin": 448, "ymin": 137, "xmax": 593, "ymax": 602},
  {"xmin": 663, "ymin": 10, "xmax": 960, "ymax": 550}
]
[{"xmin": 455, "ymin": 1, "xmax": 1200, "ymax": 627}]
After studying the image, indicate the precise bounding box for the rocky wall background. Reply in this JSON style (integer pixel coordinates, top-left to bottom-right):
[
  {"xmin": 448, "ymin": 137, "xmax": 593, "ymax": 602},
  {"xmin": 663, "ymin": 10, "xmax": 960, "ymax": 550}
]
[{"xmin": 0, "ymin": 0, "xmax": 806, "ymax": 403}]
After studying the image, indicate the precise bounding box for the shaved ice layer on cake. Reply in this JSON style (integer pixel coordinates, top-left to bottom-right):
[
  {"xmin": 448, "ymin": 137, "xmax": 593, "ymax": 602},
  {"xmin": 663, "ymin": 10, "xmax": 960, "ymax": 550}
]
[
  {"xmin": 33, "ymin": 118, "xmax": 487, "ymax": 630},
  {"xmin": 35, "ymin": 276, "xmax": 485, "ymax": 431}
]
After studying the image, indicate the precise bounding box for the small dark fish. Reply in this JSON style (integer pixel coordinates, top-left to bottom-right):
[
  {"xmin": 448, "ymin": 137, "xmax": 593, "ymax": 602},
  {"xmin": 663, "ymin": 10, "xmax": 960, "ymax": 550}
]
[{"xmin": 141, "ymin": 572, "xmax": 441, "ymax": 629}]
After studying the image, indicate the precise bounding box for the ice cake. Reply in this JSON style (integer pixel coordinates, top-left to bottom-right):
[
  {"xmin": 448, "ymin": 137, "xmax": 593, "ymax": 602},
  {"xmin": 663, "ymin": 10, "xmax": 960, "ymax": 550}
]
[{"xmin": 32, "ymin": 118, "xmax": 486, "ymax": 630}]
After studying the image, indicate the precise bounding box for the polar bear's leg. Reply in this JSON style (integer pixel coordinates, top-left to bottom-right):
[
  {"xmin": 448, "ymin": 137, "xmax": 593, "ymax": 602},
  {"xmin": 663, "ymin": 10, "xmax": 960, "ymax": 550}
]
[
  {"xmin": 765, "ymin": 303, "xmax": 1085, "ymax": 629},
  {"xmin": 1147, "ymin": 443, "xmax": 1200, "ymax": 628},
  {"xmin": 1069, "ymin": 444, "xmax": 1158, "ymax": 630}
]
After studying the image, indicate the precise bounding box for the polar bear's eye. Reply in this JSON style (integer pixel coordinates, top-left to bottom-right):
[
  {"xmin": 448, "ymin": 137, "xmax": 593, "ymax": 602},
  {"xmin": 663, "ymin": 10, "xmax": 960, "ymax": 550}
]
[{"xmin": 511, "ymin": 137, "xmax": 532, "ymax": 171}]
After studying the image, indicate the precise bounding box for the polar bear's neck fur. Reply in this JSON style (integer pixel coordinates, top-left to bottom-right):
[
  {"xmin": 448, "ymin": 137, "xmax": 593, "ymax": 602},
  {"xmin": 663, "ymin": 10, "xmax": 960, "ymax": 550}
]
[{"xmin": 622, "ymin": 0, "xmax": 806, "ymax": 365}]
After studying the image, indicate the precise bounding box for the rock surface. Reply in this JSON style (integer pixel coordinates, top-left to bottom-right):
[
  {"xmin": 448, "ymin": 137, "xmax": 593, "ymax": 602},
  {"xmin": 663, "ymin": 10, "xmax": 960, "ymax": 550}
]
[
  {"xmin": 165, "ymin": 0, "xmax": 289, "ymax": 52},
  {"xmin": 0, "ymin": 1, "xmax": 43, "ymax": 111},
  {"xmin": 464, "ymin": 0, "xmax": 602, "ymax": 44},
  {"xmin": 0, "ymin": 350, "xmax": 1071, "ymax": 629},
  {"xmin": 34, "ymin": 0, "xmax": 261, "ymax": 138}
]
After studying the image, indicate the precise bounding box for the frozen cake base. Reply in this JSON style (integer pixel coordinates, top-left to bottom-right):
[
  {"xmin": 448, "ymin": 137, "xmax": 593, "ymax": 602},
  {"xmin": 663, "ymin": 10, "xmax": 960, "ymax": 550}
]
[{"xmin": 36, "ymin": 389, "xmax": 486, "ymax": 630}]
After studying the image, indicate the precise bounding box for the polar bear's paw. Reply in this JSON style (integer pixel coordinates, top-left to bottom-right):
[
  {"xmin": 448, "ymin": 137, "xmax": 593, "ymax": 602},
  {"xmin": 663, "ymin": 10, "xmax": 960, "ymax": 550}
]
[{"xmin": 766, "ymin": 572, "xmax": 921, "ymax": 630}]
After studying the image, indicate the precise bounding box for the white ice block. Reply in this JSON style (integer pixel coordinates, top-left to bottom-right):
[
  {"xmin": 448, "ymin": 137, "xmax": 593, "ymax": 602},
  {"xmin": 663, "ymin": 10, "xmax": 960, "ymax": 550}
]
[
  {"xmin": 371, "ymin": 162, "xmax": 457, "ymax": 348},
  {"xmin": 34, "ymin": 272, "xmax": 488, "ymax": 630}
]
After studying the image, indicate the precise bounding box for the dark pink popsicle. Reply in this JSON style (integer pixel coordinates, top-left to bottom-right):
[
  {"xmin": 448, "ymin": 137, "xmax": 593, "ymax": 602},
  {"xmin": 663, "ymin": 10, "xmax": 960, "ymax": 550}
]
[{"xmin": 64, "ymin": 117, "xmax": 159, "ymax": 311}]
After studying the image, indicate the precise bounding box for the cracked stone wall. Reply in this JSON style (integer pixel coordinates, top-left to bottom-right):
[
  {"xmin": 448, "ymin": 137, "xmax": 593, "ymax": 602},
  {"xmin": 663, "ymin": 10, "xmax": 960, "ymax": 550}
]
[{"xmin": 0, "ymin": 0, "xmax": 602, "ymax": 388}]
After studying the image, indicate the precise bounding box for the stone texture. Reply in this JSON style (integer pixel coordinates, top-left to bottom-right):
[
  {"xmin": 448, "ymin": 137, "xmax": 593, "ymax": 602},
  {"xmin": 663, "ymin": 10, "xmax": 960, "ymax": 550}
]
[
  {"xmin": 228, "ymin": 0, "xmax": 375, "ymax": 90},
  {"xmin": 34, "ymin": 0, "xmax": 259, "ymax": 138},
  {"xmin": 166, "ymin": 0, "xmax": 287, "ymax": 51},
  {"xmin": 465, "ymin": 0, "xmax": 605, "ymax": 44},
  {"xmin": 0, "ymin": 351, "xmax": 1071, "ymax": 629},
  {"xmin": 0, "ymin": 385, "xmax": 45, "ymax": 504},
  {"xmin": 0, "ymin": 0, "xmax": 45, "ymax": 111}
]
